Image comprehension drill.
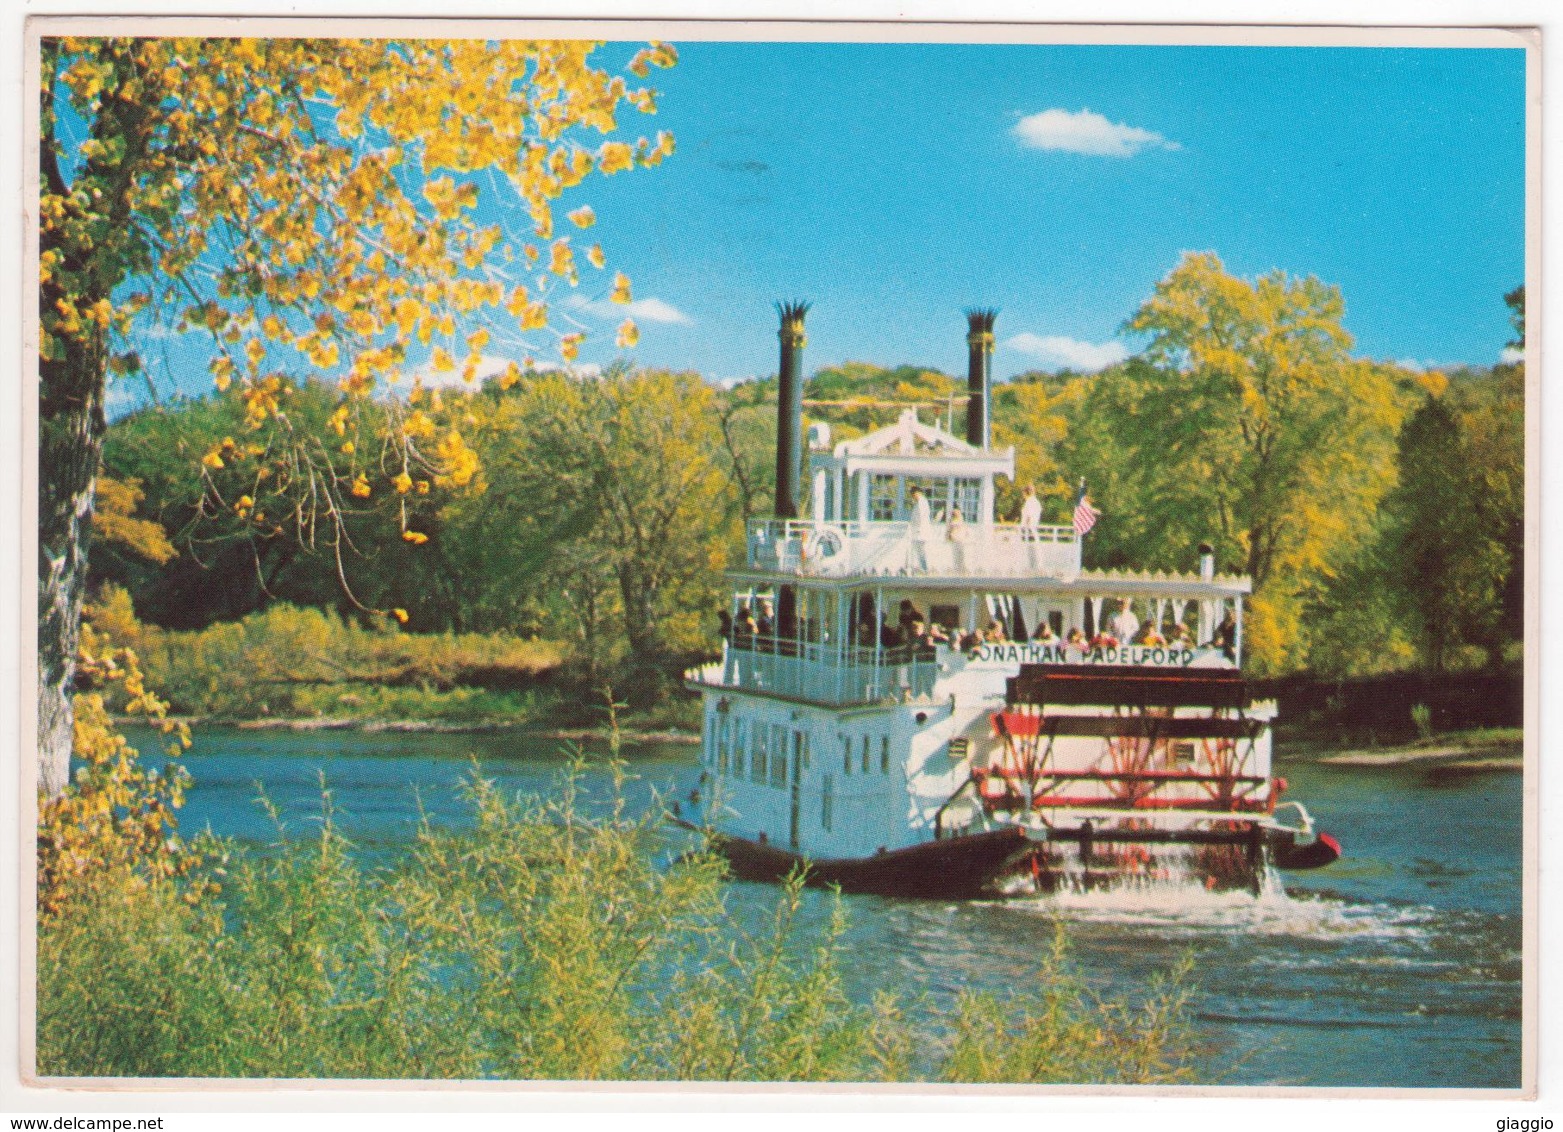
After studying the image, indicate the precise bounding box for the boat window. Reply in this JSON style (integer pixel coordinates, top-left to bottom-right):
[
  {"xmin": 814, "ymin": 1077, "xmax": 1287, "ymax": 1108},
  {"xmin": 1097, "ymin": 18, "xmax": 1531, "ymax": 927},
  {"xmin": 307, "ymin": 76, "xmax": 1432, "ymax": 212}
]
[
  {"xmin": 881, "ymin": 735, "xmax": 891, "ymax": 774},
  {"xmin": 796, "ymin": 731, "xmax": 810, "ymax": 774},
  {"xmin": 861, "ymin": 734, "xmax": 871, "ymax": 774},
  {"xmin": 952, "ymin": 477, "xmax": 982, "ymax": 523},
  {"xmin": 752, "ymin": 725, "xmax": 767, "ymax": 784},
  {"xmin": 906, "ymin": 476, "xmax": 950, "ymax": 522},
  {"xmin": 841, "ymin": 734, "xmax": 852, "ymax": 776},
  {"xmin": 869, "ymin": 474, "xmax": 898, "ymax": 521},
  {"xmin": 769, "ymin": 729, "xmax": 788, "ymax": 789},
  {"xmin": 821, "ymin": 774, "xmax": 834, "ymax": 832}
]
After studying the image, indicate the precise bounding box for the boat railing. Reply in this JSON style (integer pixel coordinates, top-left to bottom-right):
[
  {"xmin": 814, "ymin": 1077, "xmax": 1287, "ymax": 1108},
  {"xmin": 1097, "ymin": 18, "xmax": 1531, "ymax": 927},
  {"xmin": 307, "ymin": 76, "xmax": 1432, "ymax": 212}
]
[
  {"xmin": 686, "ymin": 636, "xmax": 944, "ymax": 706},
  {"xmin": 746, "ymin": 518, "xmax": 1081, "ymax": 578}
]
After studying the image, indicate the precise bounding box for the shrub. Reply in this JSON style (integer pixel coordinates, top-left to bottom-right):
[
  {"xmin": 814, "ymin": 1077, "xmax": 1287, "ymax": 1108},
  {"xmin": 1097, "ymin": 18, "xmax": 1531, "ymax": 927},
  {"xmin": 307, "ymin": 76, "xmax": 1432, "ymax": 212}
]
[{"xmin": 38, "ymin": 761, "xmax": 1201, "ymax": 1083}]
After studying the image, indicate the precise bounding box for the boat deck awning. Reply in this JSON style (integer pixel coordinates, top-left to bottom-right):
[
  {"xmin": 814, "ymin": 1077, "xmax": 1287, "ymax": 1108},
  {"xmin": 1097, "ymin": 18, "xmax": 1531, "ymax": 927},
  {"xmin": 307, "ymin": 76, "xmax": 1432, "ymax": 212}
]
[{"xmin": 724, "ymin": 568, "xmax": 1251, "ymax": 600}]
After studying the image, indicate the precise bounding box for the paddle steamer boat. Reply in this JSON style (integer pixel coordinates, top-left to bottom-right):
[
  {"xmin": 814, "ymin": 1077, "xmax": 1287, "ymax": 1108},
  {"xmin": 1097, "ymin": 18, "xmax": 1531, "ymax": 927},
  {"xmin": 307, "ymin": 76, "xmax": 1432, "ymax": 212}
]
[{"xmin": 685, "ymin": 305, "xmax": 1340, "ymax": 899}]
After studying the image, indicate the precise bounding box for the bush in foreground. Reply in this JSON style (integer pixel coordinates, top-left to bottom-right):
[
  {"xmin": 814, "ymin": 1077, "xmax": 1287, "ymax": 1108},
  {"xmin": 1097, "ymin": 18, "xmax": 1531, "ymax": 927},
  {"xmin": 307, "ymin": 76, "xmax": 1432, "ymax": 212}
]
[{"xmin": 39, "ymin": 752, "xmax": 1198, "ymax": 1082}]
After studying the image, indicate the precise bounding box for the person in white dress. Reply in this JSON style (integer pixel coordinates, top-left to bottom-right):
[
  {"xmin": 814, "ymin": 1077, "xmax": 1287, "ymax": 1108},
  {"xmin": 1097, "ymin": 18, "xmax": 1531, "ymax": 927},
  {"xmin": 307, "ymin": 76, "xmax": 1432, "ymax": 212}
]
[
  {"xmin": 1018, "ymin": 484, "xmax": 1043, "ymax": 570},
  {"xmin": 1109, "ymin": 598, "xmax": 1140, "ymax": 645},
  {"xmin": 946, "ymin": 507, "xmax": 967, "ymax": 573},
  {"xmin": 907, "ymin": 487, "xmax": 932, "ymax": 572}
]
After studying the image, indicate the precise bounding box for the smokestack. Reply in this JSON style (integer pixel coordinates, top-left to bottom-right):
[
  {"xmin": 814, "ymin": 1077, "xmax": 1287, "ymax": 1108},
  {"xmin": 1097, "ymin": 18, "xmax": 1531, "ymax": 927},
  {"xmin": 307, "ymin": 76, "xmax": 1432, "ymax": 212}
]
[
  {"xmin": 774, "ymin": 300, "xmax": 809, "ymax": 520},
  {"xmin": 966, "ymin": 308, "xmax": 997, "ymax": 449}
]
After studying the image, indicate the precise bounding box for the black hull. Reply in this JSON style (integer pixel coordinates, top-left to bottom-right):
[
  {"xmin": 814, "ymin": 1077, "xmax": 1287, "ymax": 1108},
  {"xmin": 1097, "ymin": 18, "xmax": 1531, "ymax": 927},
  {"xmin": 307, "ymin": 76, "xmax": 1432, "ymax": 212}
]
[
  {"xmin": 1272, "ymin": 830, "xmax": 1342, "ymax": 870},
  {"xmin": 714, "ymin": 826, "xmax": 1032, "ymax": 900}
]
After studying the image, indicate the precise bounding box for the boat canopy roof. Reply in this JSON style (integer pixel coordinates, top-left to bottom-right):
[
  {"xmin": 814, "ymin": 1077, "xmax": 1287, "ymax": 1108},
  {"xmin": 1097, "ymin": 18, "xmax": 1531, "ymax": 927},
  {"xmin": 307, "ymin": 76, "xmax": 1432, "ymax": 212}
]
[
  {"xmin": 810, "ymin": 409, "xmax": 1015, "ymax": 482},
  {"xmin": 725, "ymin": 565, "xmax": 1252, "ymax": 599}
]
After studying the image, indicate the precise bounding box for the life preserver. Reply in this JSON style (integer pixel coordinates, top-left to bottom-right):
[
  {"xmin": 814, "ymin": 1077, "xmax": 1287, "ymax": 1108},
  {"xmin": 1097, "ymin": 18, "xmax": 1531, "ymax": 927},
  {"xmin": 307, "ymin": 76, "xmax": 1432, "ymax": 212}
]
[{"xmin": 808, "ymin": 527, "xmax": 843, "ymax": 558}]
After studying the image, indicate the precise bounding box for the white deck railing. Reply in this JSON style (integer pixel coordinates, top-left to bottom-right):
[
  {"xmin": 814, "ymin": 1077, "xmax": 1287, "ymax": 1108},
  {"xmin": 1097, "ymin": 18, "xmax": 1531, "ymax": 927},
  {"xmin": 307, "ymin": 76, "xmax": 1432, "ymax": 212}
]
[
  {"xmin": 746, "ymin": 519, "xmax": 1080, "ymax": 579},
  {"xmin": 687, "ymin": 640, "xmax": 943, "ymax": 706}
]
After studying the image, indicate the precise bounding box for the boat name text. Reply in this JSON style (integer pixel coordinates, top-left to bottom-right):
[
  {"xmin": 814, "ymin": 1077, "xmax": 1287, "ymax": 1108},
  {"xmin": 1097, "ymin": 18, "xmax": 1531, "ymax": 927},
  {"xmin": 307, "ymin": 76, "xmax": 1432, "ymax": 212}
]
[{"xmin": 970, "ymin": 643, "xmax": 1201, "ymax": 667}]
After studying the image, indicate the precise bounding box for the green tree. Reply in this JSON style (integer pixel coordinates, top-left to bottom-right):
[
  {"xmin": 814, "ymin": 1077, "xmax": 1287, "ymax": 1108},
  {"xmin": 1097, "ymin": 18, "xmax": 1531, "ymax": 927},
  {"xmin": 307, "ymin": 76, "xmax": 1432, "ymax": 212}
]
[
  {"xmin": 1385, "ymin": 361, "xmax": 1524, "ymax": 671},
  {"xmin": 1110, "ymin": 252, "xmax": 1426, "ymax": 672},
  {"xmin": 37, "ymin": 35, "xmax": 675, "ymax": 793},
  {"xmin": 451, "ymin": 367, "xmax": 736, "ymax": 691}
]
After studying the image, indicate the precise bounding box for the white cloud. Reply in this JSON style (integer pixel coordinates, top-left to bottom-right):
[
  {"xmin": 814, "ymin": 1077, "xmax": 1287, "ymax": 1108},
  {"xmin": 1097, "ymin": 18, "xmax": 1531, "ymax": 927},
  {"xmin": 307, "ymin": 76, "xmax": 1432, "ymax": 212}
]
[
  {"xmin": 1004, "ymin": 333, "xmax": 1129, "ymax": 372},
  {"xmin": 566, "ymin": 294, "xmax": 693, "ymax": 325},
  {"xmin": 1013, "ymin": 108, "xmax": 1179, "ymax": 158},
  {"xmin": 1500, "ymin": 346, "xmax": 1524, "ymax": 365}
]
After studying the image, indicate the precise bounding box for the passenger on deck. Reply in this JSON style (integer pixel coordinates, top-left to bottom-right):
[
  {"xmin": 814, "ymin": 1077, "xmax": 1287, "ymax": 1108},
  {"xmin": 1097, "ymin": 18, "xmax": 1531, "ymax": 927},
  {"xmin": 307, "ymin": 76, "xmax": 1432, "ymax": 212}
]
[
  {"xmin": 1169, "ymin": 621, "xmax": 1193, "ymax": 645},
  {"xmin": 733, "ymin": 605, "xmax": 756, "ymax": 646},
  {"xmin": 947, "ymin": 508, "xmax": 968, "ymax": 572},
  {"xmin": 1032, "ymin": 621, "xmax": 1059, "ymax": 644},
  {"xmin": 1109, "ymin": 598, "xmax": 1140, "ymax": 643},
  {"xmin": 718, "ymin": 609, "xmax": 733, "ymax": 642},
  {"xmin": 756, "ymin": 597, "xmax": 775, "ymax": 640},
  {"xmin": 1212, "ymin": 610, "xmax": 1238, "ymax": 661},
  {"xmin": 1135, "ymin": 621, "xmax": 1166, "ymax": 646},
  {"xmin": 1018, "ymin": 484, "xmax": 1043, "ymax": 533},
  {"xmin": 898, "ymin": 599, "xmax": 926, "ymax": 643},
  {"xmin": 907, "ymin": 487, "xmax": 933, "ymax": 572},
  {"xmin": 1065, "ymin": 627, "xmax": 1088, "ymax": 650},
  {"xmin": 983, "ymin": 618, "xmax": 1008, "ymax": 645}
]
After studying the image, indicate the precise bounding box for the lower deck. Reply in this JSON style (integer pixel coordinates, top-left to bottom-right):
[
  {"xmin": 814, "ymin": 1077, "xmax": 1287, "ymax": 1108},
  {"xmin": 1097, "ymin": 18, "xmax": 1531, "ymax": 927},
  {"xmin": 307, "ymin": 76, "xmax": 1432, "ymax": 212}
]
[{"xmin": 696, "ymin": 661, "xmax": 1279, "ymax": 863}]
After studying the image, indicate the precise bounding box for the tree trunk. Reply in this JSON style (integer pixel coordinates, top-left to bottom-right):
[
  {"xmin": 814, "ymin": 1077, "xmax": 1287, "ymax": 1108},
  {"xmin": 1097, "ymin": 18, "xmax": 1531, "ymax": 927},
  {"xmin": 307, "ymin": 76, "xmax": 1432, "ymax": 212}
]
[
  {"xmin": 35, "ymin": 42, "xmax": 155, "ymax": 795},
  {"xmin": 37, "ymin": 336, "xmax": 106, "ymax": 797},
  {"xmin": 616, "ymin": 562, "xmax": 664, "ymax": 694}
]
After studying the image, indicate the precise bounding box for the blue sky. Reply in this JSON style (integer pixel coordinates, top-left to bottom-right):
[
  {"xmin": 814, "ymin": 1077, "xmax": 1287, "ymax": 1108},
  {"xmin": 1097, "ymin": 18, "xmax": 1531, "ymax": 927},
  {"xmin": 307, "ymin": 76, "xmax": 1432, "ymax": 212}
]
[
  {"xmin": 117, "ymin": 40, "xmax": 1527, "ymax": 406},
  {"xmin": 580, "ymin": 41, "xmax": 1526, "ymax": 381}
]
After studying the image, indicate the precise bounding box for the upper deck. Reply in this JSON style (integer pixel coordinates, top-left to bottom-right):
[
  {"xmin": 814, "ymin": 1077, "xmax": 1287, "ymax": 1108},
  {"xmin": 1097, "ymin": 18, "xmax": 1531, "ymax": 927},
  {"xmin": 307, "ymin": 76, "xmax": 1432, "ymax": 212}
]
[{"xmin": 746, "ymin": 517, "xmax": 1081, "ymax": 579}]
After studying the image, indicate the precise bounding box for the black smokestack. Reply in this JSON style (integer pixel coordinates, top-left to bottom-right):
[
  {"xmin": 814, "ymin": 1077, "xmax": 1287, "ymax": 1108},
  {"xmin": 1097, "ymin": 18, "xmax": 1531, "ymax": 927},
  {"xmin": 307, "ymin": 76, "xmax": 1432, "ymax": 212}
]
[
  {"xmin": 966, "ymin": 308, "xmax": 997, "ymax": 449},
  {"xmin": 774, "ymin": 300, "xmax": 810, "ymax": 519}
]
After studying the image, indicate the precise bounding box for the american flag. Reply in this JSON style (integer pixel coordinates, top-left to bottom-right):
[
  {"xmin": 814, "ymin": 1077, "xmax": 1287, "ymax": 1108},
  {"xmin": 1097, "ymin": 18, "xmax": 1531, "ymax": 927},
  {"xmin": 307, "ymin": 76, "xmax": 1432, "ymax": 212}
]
[{"xmin": 1073, "ymin": 482, "xmax": 1100, "ymax": 537}]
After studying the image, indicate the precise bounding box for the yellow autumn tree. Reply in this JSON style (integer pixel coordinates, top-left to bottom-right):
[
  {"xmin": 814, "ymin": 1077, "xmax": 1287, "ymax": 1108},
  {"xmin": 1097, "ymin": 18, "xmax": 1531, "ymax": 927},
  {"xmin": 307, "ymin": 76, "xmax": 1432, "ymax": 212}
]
[
  {"xmin": 37, "ymin": 35, "xmax": 677, "ymax": 795},
  {"xmin": 1112, "ymin": 253, "xmax": 1435, "ymax": 673}
]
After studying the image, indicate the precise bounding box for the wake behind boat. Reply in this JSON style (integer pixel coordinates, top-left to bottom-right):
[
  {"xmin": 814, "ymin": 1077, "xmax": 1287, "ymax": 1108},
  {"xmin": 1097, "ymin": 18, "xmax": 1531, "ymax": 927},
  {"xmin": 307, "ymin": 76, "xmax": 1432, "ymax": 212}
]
[{"xmin": 685, "ymin": 305, "xmax": 1340, "ymax": 899}]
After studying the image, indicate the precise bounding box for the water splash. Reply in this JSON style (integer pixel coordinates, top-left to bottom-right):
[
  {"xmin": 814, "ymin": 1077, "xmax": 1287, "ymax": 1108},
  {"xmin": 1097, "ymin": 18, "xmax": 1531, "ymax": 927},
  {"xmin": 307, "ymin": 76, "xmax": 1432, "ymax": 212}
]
[{"xmin": 989, "ymin": 845, "xmax": 1437, "ymax": 943}]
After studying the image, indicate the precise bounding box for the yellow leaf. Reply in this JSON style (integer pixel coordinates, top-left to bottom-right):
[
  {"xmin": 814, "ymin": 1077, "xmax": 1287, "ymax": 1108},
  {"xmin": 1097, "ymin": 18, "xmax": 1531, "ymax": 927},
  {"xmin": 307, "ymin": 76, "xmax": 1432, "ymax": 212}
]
[
  {"xmin": 549, "ymin": 240, "xmax": 575, "ymax": 278},
  {"xmin": 611, "ymin": 273, "xmax": 632, "ymax": 305},
  {"xmin": 391, "ymin": 608, "xmax": 409, "ymax": 624},
  {"xmin": 568, "ymin": 206, "xmax": 596, "ymax": 229},
  {"xmin": 599, "ymin": 142, "xmax": 633, "ymax": 175},
  {"xmin": 616, "ymin": 319, "xmax": 639, "ymax": 349},
  {"xmin": 402, "ymin": 530, "xmax": 429, "ymax": 545}
]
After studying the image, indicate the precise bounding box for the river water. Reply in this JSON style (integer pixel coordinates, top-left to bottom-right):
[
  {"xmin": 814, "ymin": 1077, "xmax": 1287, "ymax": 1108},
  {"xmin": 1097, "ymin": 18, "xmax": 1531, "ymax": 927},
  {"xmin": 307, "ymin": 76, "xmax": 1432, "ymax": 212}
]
[{"xmin": 126, "ymin": 724, "xmax": 1524, "ymax": 1090}]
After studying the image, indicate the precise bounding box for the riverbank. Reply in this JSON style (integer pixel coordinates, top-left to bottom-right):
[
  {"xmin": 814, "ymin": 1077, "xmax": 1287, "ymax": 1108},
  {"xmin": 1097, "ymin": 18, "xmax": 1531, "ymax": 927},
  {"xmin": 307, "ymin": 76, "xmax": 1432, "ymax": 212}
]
[
  {"xmin": 1280, "ymin": 727, "xmax": 1522, "ymax": 771},
  {"xmin": 116, "ymin": 712, "xmax": 703, "ymax": 746}
]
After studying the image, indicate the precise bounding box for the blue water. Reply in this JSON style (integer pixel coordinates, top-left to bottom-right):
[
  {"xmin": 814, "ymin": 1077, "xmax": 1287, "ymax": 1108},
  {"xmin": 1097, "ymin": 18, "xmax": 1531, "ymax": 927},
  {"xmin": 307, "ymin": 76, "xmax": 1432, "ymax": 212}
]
[{"xmin": 129, "ymin": 725, "xmax": 1524, "ymax": 1089}]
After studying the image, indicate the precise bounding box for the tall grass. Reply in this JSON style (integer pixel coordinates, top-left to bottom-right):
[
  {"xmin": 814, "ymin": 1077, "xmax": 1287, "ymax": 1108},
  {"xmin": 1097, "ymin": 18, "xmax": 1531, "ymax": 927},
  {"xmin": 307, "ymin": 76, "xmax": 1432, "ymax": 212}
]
[
  {"xmin": 37, "ymin": 759, "xmax": 1201, "ymax": 1083},
  {"xmin": 84, "ymin": 585, "xmax": 565, "ymax": 722}
]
